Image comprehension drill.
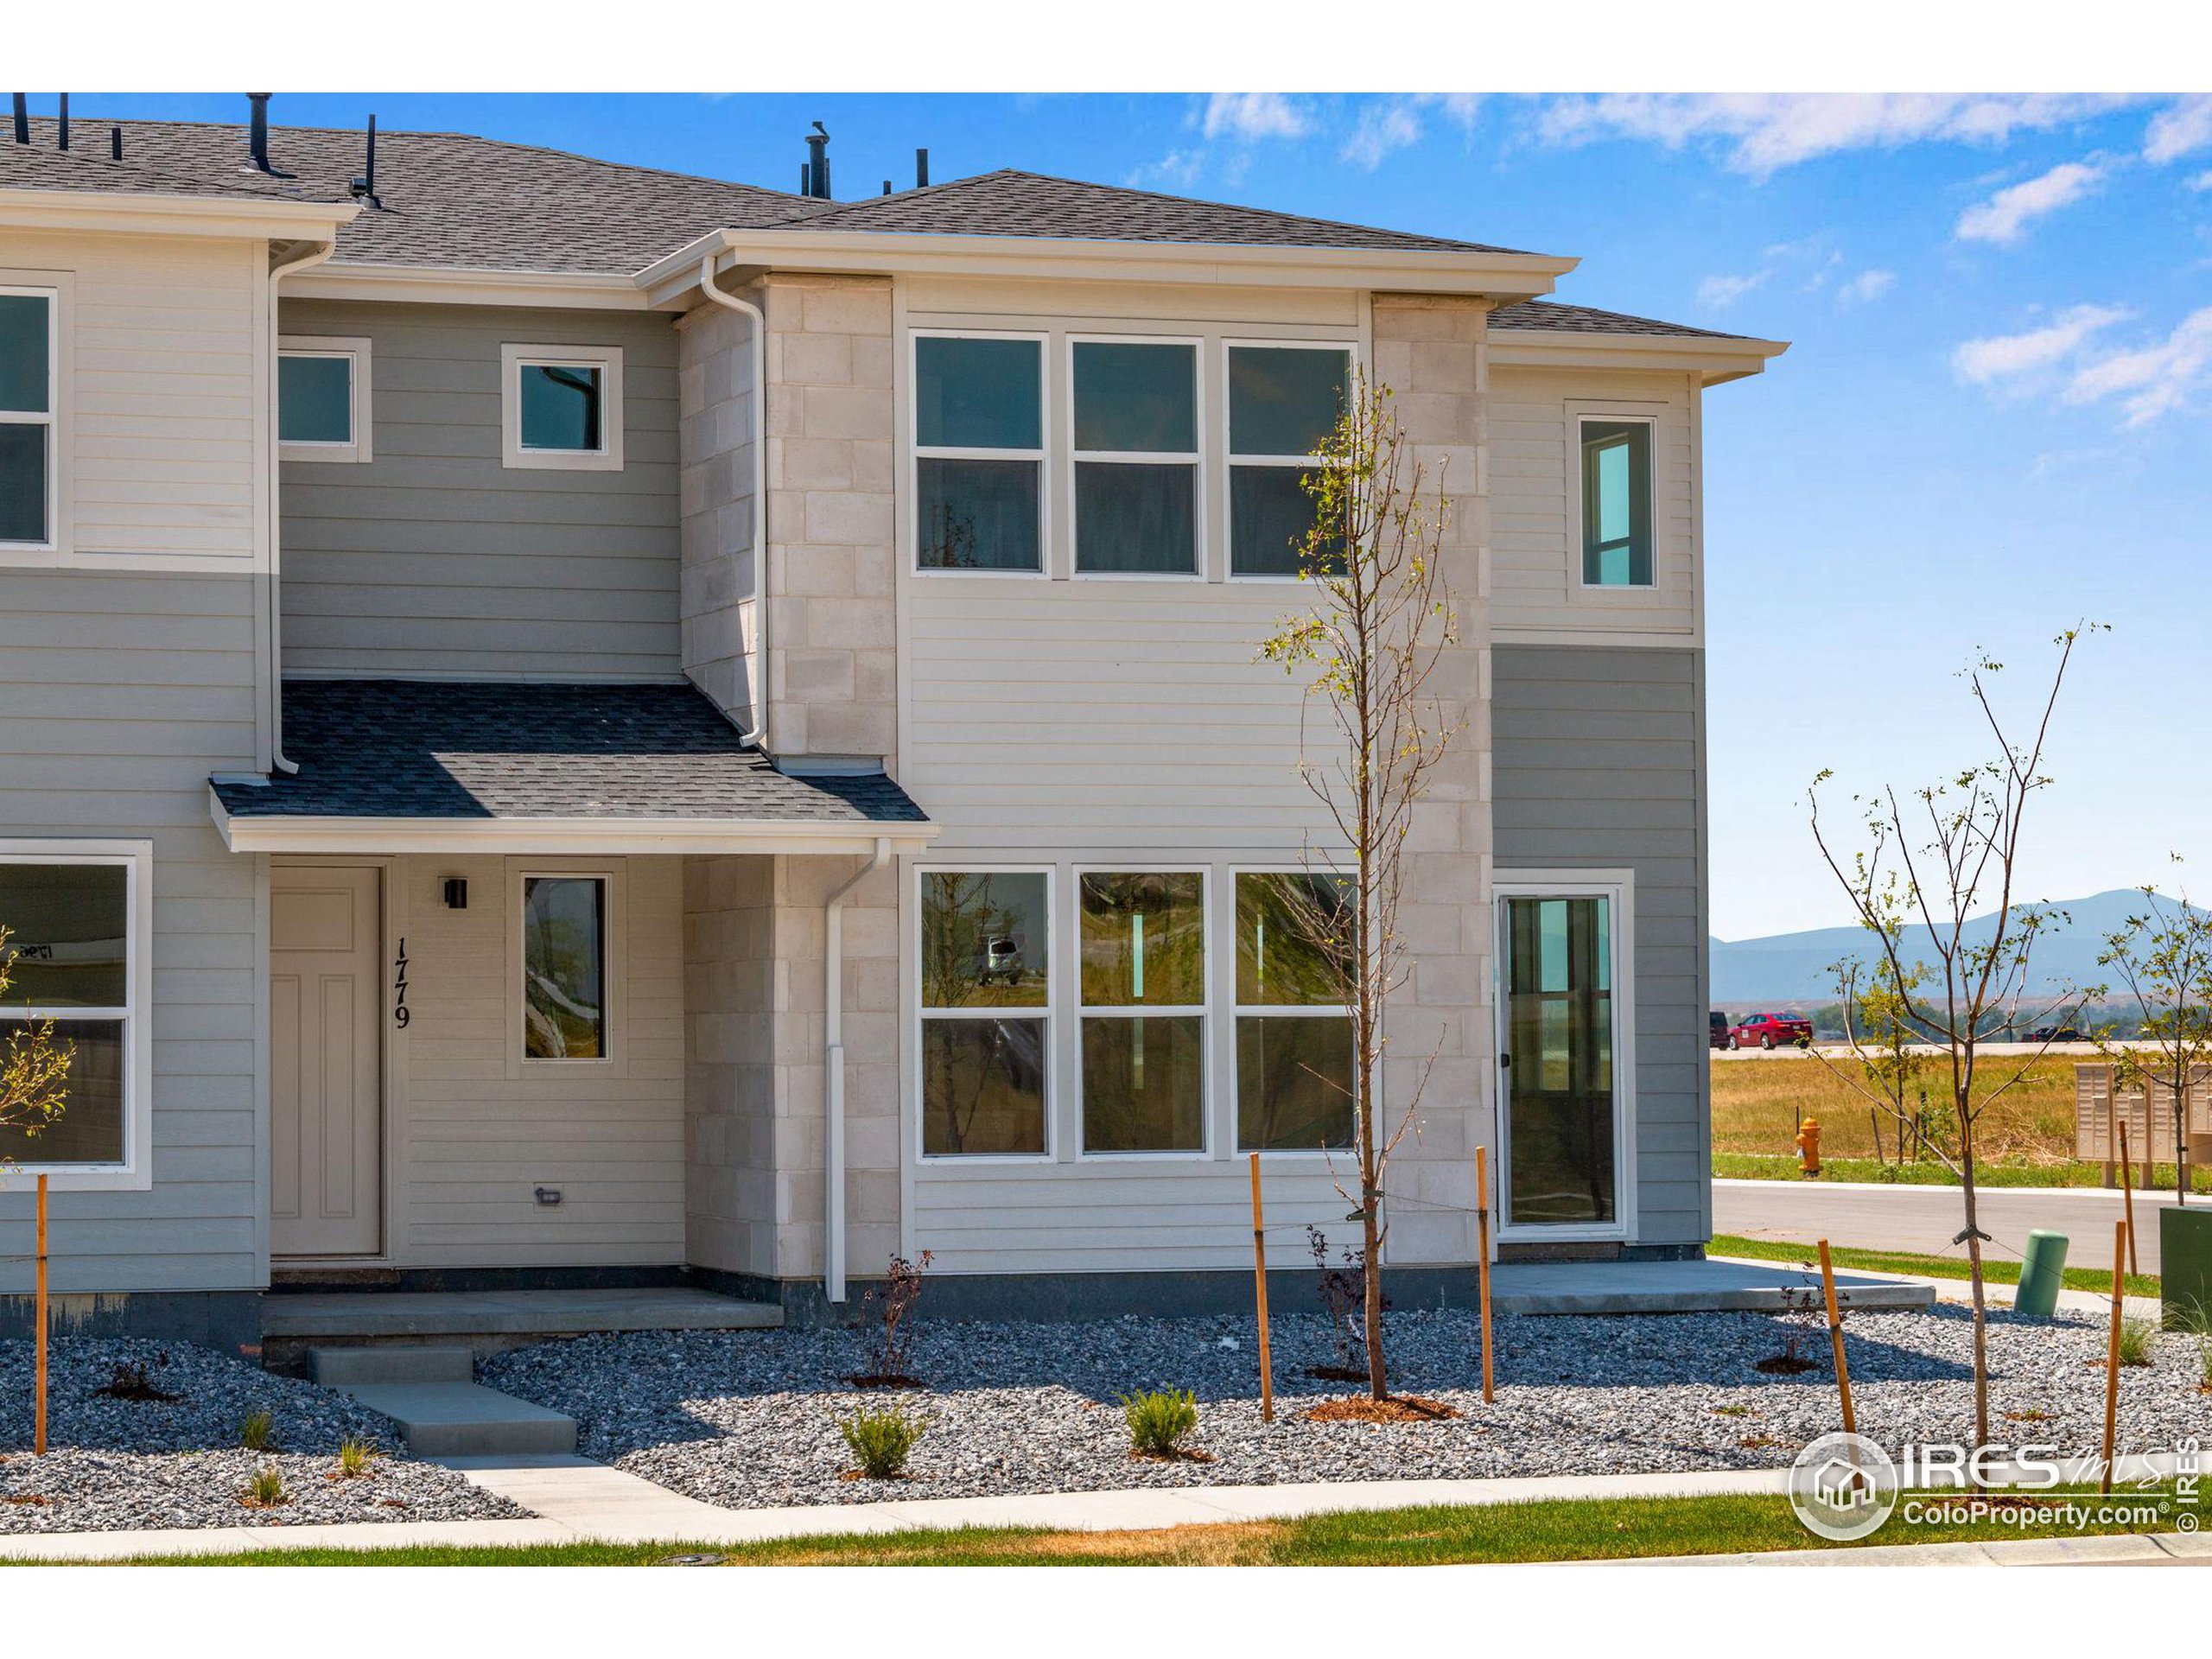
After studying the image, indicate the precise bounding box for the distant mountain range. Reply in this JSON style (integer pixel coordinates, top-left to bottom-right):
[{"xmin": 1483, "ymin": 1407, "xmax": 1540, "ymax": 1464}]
[{"xmin": 1709, "ymin": 889, "xmax": 2173, "ymax": 1008}]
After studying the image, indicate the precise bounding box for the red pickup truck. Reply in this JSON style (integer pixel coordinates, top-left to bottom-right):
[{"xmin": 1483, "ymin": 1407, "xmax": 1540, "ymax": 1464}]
[{"xmin": 1724, "ymin": 1011, "xmax": 1813, "ymax": 1051}]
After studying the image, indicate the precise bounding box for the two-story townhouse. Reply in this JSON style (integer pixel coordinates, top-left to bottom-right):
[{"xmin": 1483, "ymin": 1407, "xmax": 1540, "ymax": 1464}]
[{"xmin": 0, "ymin": 105, "xmax": 1783, "ymax": 1350}]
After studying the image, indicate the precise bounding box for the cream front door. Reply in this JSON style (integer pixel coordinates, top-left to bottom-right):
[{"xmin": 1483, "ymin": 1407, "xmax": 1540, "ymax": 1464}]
[{"xmin": 271, "ymin": 866, "xmax": 383, "ymax": 1257}]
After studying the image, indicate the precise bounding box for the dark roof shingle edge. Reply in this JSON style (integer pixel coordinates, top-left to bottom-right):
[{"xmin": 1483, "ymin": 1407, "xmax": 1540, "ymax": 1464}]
[{"xmin": 1488, "ymin": 299, "xmax": 1749, "ymax": 341}]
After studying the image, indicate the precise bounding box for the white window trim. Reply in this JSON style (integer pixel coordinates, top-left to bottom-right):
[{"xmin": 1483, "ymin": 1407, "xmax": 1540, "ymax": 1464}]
[
  {"xmin": 914, "ymin": 864, "xmax": 1056, "ymax": 1164},
  {"xmin": 1230, "ymin": 863, "xmax": 1356, "ymax": 1158},
  {"xmin": 277, "ymin": 334, "xmax": 373, "ymax": 463},
  {"xmin": 1066, "ymin": 334, "xmax": 1205, "ymax": 582},
  {"xmin": 512, "ymin": 866, "xmax": 623, "ymax": 1072},
  {"xmin": 909, "ymin": 329, "xmax": 1050, "ymax": 578},
  {"xmin": 1073, "ymin": 866, "xmax": 1212, "ymax": 1160},
  {"xmin": 1491, "ymin": 868, "xmax": 1638, "ymax": 1243},
  {"xmin": 1567, "ymin": 404, "xmax": 1663, "ymax": 601},
  {"xmin": 1223, "ymin": 338, "xmax": 1357, "ymax": 583},
  {"xmin": 0, "ymin": 281, "xmax": 63, "ymax": 555},
  {"xmin": 502, "ymin": 343, "xmax": 625, "ymax": 472},
  {"xmin": 0, "ymin": 839, "xmax": 154, "ymax": 1192}
]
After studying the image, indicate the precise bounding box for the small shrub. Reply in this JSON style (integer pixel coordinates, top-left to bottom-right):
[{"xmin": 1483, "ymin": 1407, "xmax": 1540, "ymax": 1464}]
[
  {"xmin": 2196, "ymin": 1334, "xmax": 2212, "ymax": 1393},
  {"xmin": 853, "ymin": 1250, "xmax": 933, "ymax": 1382},
  {"xmin": 1709, "ymin": 1403, "xmax": 1751, "ymax": 1418},
  {"xmin": 1120, "ymin": 1388, "xmax": 1199, "ymax": 1458},
  {"xmin": 838, "ymin": 1405, "xmax": 925, "ymax": 1478},
  {"xmin": 1306, "ymin": 1226, "xmax": 1387, "ymax": 1374},
  {"xmin": 241, "ymin": 1465, "xmax": 289, "ymax": 1509},
  {"xmin": 95, "ymin": 1357, "xmax": 179, "ymax": 1403},
  {"xmin": 239, "ymin": 1408, "xmax": 276, "ymax": 1451},
  {"xmin": 2116, "ymin": 1315, "xmax": 2158, "ymax": 1368},
  {"xmin": 334, "ymin": 1438, "xmax": 378, "ymax": 1479}
]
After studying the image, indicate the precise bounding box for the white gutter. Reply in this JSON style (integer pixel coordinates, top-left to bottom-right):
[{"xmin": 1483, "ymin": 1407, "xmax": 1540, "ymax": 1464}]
[
  {"xmin": 265, "ymin": 237, "xmax": 338, "ymax": 774},
  {"xmin": 695, "ymin": 255, "xmax": 771, "ymax": 753},
  {"xmin": 823, "ymin": 836, "xmax": 892, "ymax": 1304}
]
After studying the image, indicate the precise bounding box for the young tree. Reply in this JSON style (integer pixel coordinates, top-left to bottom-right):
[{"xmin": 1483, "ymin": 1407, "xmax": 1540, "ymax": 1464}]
[
  {"xmin": 1, "ymin": 925, "xmax": 74, "ymax": 1165},
  {"xmin": 2097, "ymin": 866, "xmax": 2212, "ymax": 1205},
  {"xmin": 1808, "ymin": 627, "xmax": 2098, "ymax": 1452},
  {"xmin": 1259, "ymin": 374, "xmax": 1459, "ymax": 1402},
  {"xmin": 1817, "ymin": 952, "xmax": 1936, "ymax": 1169}
]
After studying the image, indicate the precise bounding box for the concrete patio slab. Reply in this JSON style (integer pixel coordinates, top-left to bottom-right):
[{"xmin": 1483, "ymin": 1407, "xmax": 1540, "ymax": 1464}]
[
  {"xmin": 263, "ymin": 1287, "xmax": 783, "ymax": 1343},
  {"xmin": 1487, "ymin": 1258, "xmax": 1936, "ymax": 1314},
  {"xmin": 335, "ymin": 1381, "xmax": 576, "ymax": 1457}
]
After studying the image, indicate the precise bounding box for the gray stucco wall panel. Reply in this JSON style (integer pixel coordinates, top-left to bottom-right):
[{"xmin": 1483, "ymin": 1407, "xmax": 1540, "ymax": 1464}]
[{"xmin": 1491, "ymin": 643, "xmax": 1711, "ymax": 1247}]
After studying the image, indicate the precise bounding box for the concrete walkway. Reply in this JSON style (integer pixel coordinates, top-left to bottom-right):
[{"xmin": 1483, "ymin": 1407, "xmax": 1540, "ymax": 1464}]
[
  {"xmin": 1628, "ymin": 1531, "xmax": 2210, "ymax": 1568},
  {"xmin": 1715, "ymin": 1177, "xmax": 2185, "ymax": 1273},
  {"xmin": 1487, "ymin": 1257, "xmax": 1932, "ymax": 1313}
]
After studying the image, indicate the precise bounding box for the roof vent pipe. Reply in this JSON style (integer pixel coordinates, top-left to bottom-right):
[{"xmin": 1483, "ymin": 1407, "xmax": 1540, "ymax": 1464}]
[
  {"xmin": 10, "ymin": 95, "xmax": 26, "ymax": 146},
  {"xmin": 247, "ymin": 93, "xmax": 271, "ymax": 171},
  {"xmin": 805, "ymin": 120, "xmax": 830, "ymax": 200},
  {"xmin": 56, "ymin": 94, "xmax": 67, "ymax": 151},
  {"xmin": 915, "ymin": 147, "xmax": 929, "ymax": 188},
  {"xmin": 350, "ymin": 113, "xmax": 378, "ymax": 206},
  {"xmin": 110, "ymin": 125, "xmax": 122, "ymax": 162}
]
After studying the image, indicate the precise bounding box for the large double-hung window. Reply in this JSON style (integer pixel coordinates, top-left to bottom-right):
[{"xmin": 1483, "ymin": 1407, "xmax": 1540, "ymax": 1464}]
[
  {"xmin": 1072, "ymin": 340, "xmax": 1199, "ymax": 575},
  {"xmin": 1234, "ymin": 870, "xmax": 1356, "ymax": 1151},
  {"xmin": 1078, "ymin": 871, "xmax": 1207, "ymax": 1153},
  {"xmin": 915, "ymin": 334, "xmax": 1045, "ymax": 571},
  {"xmin": 919, "ymin": 870, "xmax": 1051, "ymax": 1155},
  {"xmin": 1228, "ymin": 344, "xmax": 1350, "ymax": 577},
  {"xmin": 0, "ymin": 287, "xmax": 57, "ymax": 547}
]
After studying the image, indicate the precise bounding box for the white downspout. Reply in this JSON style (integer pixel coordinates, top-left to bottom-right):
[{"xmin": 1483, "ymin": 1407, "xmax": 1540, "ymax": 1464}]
[
  {"xmin": 265, "ymin": 238, "xmax": 337, "ymax": 775},
  {"xmin": 696, "ymin": 253, "xmax": 771, "ymax": 754},
  {"xmin": 823, "ymin": 836, "xmax": 892, "ymax": 1304}
]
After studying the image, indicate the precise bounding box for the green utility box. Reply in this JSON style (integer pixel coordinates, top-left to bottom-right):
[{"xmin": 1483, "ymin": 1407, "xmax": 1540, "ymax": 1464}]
[
  {"xmin": 2162, "ymin": 1205, "xmax": 2212, "ymax": 1330},
  {"xmin": 2014, "ymin": 1229, "xmax": 2069, "ymax": 1319}
]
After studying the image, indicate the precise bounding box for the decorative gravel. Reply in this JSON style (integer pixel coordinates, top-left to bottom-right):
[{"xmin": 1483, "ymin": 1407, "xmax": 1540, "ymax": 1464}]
[
  {"xmin": 482, "ymin": 1304, "xmax": 2211, "ymax": 1511},
  {"xmin": 0, "ymin": 1339, "xmax": 527, "ymax": 1534}
]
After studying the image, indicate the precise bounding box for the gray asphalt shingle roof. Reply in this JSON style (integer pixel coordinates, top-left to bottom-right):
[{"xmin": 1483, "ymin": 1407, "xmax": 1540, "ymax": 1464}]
[
  {"xmin": 0, "ymin": 128, "xmax": 351, "ymax": 203},
  {"xmin": 1490, "ymin": 299, "xmax": 1744, "ymax": 340},
  {"xmin": 212, "ymin": 681, "xmax": 928, "ymax": 825}
]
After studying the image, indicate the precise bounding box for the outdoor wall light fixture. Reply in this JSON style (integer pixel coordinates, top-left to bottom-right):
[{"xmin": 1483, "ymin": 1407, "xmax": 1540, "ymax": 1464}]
[{"xmin": 443, "ymin": 878, "xmax": 468, "ymax": 910}]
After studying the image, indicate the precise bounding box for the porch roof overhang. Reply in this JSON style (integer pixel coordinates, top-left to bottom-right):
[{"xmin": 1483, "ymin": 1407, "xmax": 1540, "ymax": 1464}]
[{"xmin": 209, "ymin": 680, "xmax": 937, "ymax": 857}]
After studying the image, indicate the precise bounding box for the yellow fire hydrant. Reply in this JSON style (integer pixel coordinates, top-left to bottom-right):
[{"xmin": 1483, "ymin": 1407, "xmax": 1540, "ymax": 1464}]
[{"xmin": 1795, "ymin": 1117, "xmax": 1821, "ymax": 1177}]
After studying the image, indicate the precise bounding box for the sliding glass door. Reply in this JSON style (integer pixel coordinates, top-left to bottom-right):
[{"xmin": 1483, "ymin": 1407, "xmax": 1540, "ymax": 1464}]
[{"xmin": 1498, "ymin": 890, "xmax": 1623, "ymax": 1230}]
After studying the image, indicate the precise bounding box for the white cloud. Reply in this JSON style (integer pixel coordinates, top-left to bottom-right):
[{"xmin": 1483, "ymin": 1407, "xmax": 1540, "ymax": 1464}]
[
  {"xmin": 2145, "ymin": 95, "xmax": 2212, "ymax": 164},
  {"xmin": 1538, "ymin": 93, "xmax": 2133, "ymax": 176},
  {"xmin": 1955, "ymin": 161, "xmax": 2105, "ymax": 245},
  {"xmin": 2063, "ymin": 307, "xmax": 2212, "ymax": 426},
  {"xmin": 1697, "ymin": 270, "xmax": 1768, "ymax": 308},
  {"xmin": 1952, "ymin": 304, "xmax": 2130, "ymax": 385},
  {"xmin": 1837, "ymin": 269, "xmax": 1897, "ymax": 307},
  {"xmin": 2190, "ymin": 170, "xmax": 2212, "ymax": 193},
  {"xmin": 1340, "ymin": 94, "xmax": 1482, "ymax": 170},
  {"xmin": 1125, "ymin": 149, "xmax": 1204, "ymax": 192},
  {"xmin": 1201, "ymin": 93, "xmax": 1309, "ymax": 143}
]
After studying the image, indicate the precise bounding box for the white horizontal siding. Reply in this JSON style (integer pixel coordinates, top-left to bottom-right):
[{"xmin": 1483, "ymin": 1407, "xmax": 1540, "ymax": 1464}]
[{"xmin": 0, "ymin": 569, "xmax": 263, "ymax": 1294}]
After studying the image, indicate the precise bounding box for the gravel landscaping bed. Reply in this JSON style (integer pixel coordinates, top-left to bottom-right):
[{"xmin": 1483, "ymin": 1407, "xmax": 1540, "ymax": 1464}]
[
  {"xmin": 482, "ymin": 1304, "xmax": 2210, "ymax": 1511},
  {"xmin": 0, "ymin": 1339, "xmax": 527, "ymax": 1534}
]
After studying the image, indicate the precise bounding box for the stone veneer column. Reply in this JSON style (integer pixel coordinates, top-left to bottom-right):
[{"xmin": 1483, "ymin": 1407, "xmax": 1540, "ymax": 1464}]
[
  {"xmin": 1369, "ymin": 294, "xmax": 1495, "ymax": 1268},
  {"xmin": 677, "ymin": 297, "xmax": 762, "ymax": 728}
]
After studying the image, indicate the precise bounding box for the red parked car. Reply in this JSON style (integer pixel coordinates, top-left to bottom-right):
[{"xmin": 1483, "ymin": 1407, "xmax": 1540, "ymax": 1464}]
[{"xmin": 1726, "ymin": 1011, "xmax": 1813, "ymax": 1051}]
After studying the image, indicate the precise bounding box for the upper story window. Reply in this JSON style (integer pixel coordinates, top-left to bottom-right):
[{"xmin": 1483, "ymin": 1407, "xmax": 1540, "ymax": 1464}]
[
  {"xmin": 0, "ymin": 288, "xmax": 57, "ymax": 547},
  {"xmin": 1228, "ymin": 343, "xmax": 1350, "ymax": 578},
  {"xmin": 1580, "ymin": 417, "xmax": 1654, "ymax": 588},
  {"xmin": 1072, "ymin": 339, "xmax": 1198, "ymax": 576},
  {"xmin": 502, "ymin": 343, "xmax": 625, "ymax": 472},
  {"xmin": 278, "ymin": 335, "xmax": 372, "ymax": 464},
  {"xmin": 914, "ymin": 333, "xmax": 1045, "ymax": 572},
  {"xmin": 0, "ymin": 842, "xmax": 150, "ymax": 1185}
]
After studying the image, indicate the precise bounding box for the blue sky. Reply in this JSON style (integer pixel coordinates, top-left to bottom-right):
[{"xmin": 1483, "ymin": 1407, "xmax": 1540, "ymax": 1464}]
[{"xmin": 65, "ymin": 91, "xmax": 2212, "ymax": 936}]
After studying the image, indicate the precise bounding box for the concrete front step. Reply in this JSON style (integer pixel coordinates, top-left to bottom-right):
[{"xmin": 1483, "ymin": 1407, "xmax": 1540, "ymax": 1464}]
[
  {"xmin": 311, "ymin": 1344, "xmax": 475, "ymax": 1386},
  {"xmin": 264, "ymin": 1287, "xmax": 784, "ymax": 1343},
  {"xmin": 336, "ymin": 1380, "xmax": 577, "ymax": 1458}
]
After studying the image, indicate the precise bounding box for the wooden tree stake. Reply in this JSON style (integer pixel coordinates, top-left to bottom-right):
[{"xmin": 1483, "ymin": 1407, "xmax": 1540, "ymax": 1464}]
[
  {"xmin": 35, "ymin": 1173, "xmax": 48, "ymax": 1458},
  {"xmin": 2117, "ymin": 1120, "xmax": 2139, "ymax": 1278},
  {"xmin": 2101, "ymin": 1218, "xmax": 2125, "ymax": 1497},
  {"xmin": 1475, "ymin": 1144, "xmax": 1495, "ymax": 1402},
  {"xmin": 1816, "ymin": 1239, "xmax": 1856, "ymax": 1438},
  {"xmin": 1249, "ymin": 1153, "xmax": 1274, "ymax": 1424}
]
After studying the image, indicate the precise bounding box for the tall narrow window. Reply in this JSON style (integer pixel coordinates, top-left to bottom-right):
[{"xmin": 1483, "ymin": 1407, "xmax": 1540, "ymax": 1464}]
[
  {"xmin": 1078, "ymin": 871, "xmax": 1206, "ymax": 1154},
  {"xmin": 0, "ymin": 855, "xmax": 137, "ymax": 1170},
  {"xmin": 1073, "ymin": 340, "xmax": 1198, "ymax": 575},
  {"xmin": 522, "ymin": 876, "xmax": 607, "ymax": 1060},
  {"xmin": 1228, "ymin": 344, "xmax": 1350, "ymax": 577},
  {"xmin": 1234, "ymin": 871, "xmax": 1356, "ymax": 1151},
  {"xmin": 1580, "ymin": 419, "xmax": 1654, "ymax": 587},
  {"xmin": 503, "ymin": 344, "xmax": 624, "ymax": 471},
  {"xmin": 279, "ymin": 335, "xmax": 372, "ymax": 462},
  {"xmin": 914, "ymin": 334, "xmax": 1044, "ymax": 571},
  {"xmin": 920, "ymin": 871, "xmax": 1050, "ymax": 1156},
  {"xmin": 0, "ymin": 288, "xmax": 56, "ymax": 545}
]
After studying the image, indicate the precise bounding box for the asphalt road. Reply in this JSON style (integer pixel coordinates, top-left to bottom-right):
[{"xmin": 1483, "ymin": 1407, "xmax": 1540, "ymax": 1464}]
[
  {"xmin": 1711, "ymin": 1041, "xmax": 2120, "ymax": 1061},
  {"xmin": 1713, "ymin": 1178, "xmax": 2188, "ymax": 1274}
]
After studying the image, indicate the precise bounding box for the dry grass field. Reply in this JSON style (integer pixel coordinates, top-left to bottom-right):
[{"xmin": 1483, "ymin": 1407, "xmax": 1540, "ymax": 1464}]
[{"xmin": 1712, "ymin": 1054, "xmax": 2081, "ymax": 1166}]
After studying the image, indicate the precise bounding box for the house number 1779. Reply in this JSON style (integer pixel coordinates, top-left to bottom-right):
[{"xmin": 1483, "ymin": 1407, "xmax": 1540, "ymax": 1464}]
[{"xmin": 393, "ymin": 937, "xmax": 411, "ymax": 1029}]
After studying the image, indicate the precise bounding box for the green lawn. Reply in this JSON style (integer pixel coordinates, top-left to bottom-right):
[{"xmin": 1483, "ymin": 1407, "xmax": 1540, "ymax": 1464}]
[
  {"xmin": 16, "ymin": 1487, "xmax": 2185, "ymax": 1567},
  {"xmin": 1713, "ymin": 1150, "xmax": 2211, "ymax": 1193},
  {"xmin": 1712, "ymin": 1232, "xmax": 2164, "ymax": 1300}
]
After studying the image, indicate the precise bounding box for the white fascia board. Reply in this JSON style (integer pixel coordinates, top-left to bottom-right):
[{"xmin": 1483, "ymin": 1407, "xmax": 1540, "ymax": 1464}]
[
  {"xmin": 209, "ymin": 791, "xmax": 937, "ymax": 855},
  {"xmin": 289, "ymin": 262, "xmax": 667, "ymax": 312},
  {"xmin": 0, "ymin": 188, "xmax": 359, "ymax": 241},
  {"xmin": 1488, "ymin": 327, "xmax": 1790, "ymax": 385},
  {"xmin": 636, "ymin": 229, "xmax": 1579, "ymax": 308}
]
